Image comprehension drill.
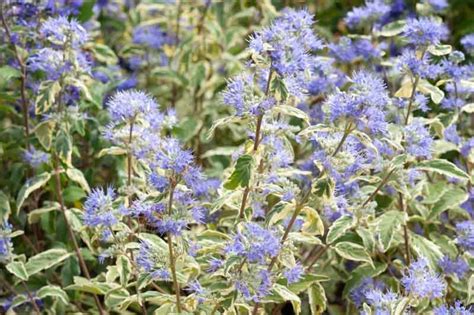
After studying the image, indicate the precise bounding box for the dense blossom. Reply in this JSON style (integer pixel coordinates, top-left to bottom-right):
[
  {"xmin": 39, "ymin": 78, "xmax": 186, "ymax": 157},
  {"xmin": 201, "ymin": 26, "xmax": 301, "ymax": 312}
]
[
  {"xmin": 434, "ymin": 301, "xmax": 472, "ymax": 315},
  {"xmin": 403, "ymin": 17, "xmax": 448, "ymax": 46},
  {"xmin": 136, "ymin": 241, "xmax": 170, "ymax": 280},
  {"xmin": 404, "ymin": 120, "xmax": 433, "ymax": 158},
  {"xmin": 438, "ymin": 256, "xmax": 469, "ymax": 278},
  {"xmin": 344, "ymin": 0, "xmax": 390, "ymax": 29},
  {"xmin": 401, "ymin": 258, "xmax": 446, "ymax": 299},
  {"xmin": 226, "ymin": 223, "xmax": 280, "ymax": 264},
  {"xmin": 40, "ymin": 16, "xmax": 88, "ymax": 48},
  {"xmin": 83, "ymin": 187, "xmax": 118, "ymax": 228},
  {"xmin": 455, "ymin": 221, "xmax": 474, "ymax": 253}
]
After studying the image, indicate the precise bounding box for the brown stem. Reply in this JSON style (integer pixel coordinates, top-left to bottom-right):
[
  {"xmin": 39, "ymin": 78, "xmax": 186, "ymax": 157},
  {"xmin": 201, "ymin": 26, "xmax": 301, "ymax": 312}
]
[
  {"xmin": 404, "ymin": 75, "xmax": 420, "ymax": 125},
  {"xmin": 332, "ymin": 122, "xmax": 353, "ymax": 158},
  {"xmin": 20, "ymin": 281, "xmax": 41, "ymax": 315},
  {"xmin": 398, "ymin": 193, "xmax": 411, "ymax": 266},
  {"xmin": 167, "ymin": 183, "xmax": 182, "ymax": 312},
  {"xmin": 53, "ymin": 154, "xmax": 105, "ymax": 314},
  {"xmin": 305, "ymin": 246, "xmax": 329, "ymax": 272},
  {"xmin": 0, "ymin": 6, "xmax": 30, "ymax": 150},
  {"xmin": 360, "ymin": 168, "xmax": 395, "ymax": 209},
  {"xmin": 238, "ymin": 69, "xmax": 274, "ymax": 219}
]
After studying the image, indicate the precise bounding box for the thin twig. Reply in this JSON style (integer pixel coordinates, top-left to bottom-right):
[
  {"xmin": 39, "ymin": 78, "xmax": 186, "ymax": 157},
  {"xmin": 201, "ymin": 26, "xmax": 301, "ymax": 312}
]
[
  {"xmin": 20, "ymin": 280, "xmax": 41, "ymax": 315},
  {"xmin": 167, "ymin": 182, "xmax": 182, "ymax": 312},
  {"xmin": 53, "ymin": 154, "xmax": 105, "ymax": 314},
  {"xmin": 398, "ymin": 193, "xmax": 411, "ymax": 266}
]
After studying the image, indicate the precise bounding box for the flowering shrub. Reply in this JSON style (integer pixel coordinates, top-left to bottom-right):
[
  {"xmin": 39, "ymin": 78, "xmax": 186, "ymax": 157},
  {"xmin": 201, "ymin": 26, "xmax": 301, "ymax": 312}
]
[{"xmin": 1, "ymin": 1, "xmax": 474, "ymax": 314}]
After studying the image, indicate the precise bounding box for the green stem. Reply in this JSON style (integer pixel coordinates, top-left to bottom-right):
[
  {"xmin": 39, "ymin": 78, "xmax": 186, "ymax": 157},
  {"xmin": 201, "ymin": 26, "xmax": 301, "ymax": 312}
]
[{"xmin": 167, "ymin": 182, "xmax": 182, "ymax": 312}]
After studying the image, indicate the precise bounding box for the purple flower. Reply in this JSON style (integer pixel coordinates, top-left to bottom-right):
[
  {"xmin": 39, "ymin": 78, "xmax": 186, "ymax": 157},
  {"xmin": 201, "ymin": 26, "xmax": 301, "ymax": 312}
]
[
  {"xmin": 40, "ymin": 16, "xmax": 88, "ymax": 48},
  {"xmin": 427, "ymin": 0, "xmax": 448, "ymax": 11},
  {"xmin": 434, "ymin": 301, "xmax": 472, "ymax": 315},
  {"xmin": 283, "ymin": 264, "xmax": 304, "ymax": 284},
  {"xmin": 403, "ymin": 17, "xmax": 448, "ymax": 46},
  {"xmin": 136, "ymin": 241, "xmax": 170, "ymax": 280},
  {"xmin": 22, "ymin": 147, "xmax": 50, "ymax": 168},
  {"xmin": 461, "ymin": 34, "xmax": 474, "ymax": 55},
  {"xmin": 344, "ymin": 0, "xmax": 390, "ymax": 29},
  {"xmin": 207, "ymin": 258, "xmax": 223, "ymax": 272},
  {"xmin": 350, "ymin": 278, "xmax": 386, "ymax": 307},
  {"xmin": 461, "ymin": 138, "xmax": 474, "ymax": 158},
  {"xmin": 185, "ymin": 280, "xmax": 207, "ymax": 303},
  {"xmin": 226, "ymin": 223, "xmax": 280, "ymax": 264},
  {"xmin": 456, "ymin": 221, "xmax": 474, "ymax": 253},
  {"xmin": 133, "ymin": 25, "xmax": 173, "ymax": 50},
  {"xmin": 106, "ymin": 90, "xmax": 158, "ymax": 122},
  {"xmin": 398, "ymin": 49, "xmax": 442, "ymax": 79},
  {"xmin": 401, "ymin": 257, "xmax": 446, "ymax": 299},
  {"xmin": 364, "ymin": 289, "xmax": 398, "ymax": 314},
  {"xmin": 0, "ymin": 221, "xmax": 13, "ymax": 263},
  {"xmin": 438, "ymin": 256, "xmax": 469, "ymax": 278},
  {"xmin": 83, "ymin": 187, "xmax": 118, "ymax": 228},
  {"xmin": 404, "ymin": 120, "xmax": 433, "ymax": 158},
  {"xmin": 444, "ymin": 125, "xmax": 461, "ymax": 145}
]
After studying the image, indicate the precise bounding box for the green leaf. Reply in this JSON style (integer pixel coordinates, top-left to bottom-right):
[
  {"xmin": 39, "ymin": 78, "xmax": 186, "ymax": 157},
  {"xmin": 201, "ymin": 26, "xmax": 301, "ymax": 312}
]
[
  {"xmin": 273, "ymin": 105, "xmax": 309, "ymax": 123},
  {"xmin": 28, "ymin": 202, "xmax": 60, "ymax": 224},
  {"xmin": 98, "ymin": 146, "xmax": 127, "ymax": 157},
  {"xmin": 461, "ymin": 103, "xmax": 474, "ymax": 114},
  {"xmin": 334, "ymin": 242, "xmax": 373, "ymax": 265},
  {"xmin": 89, "ymin": 43, "xmax": 118, "ymax": 65},
  {"xmin": 201, "ymin": 146, "xmax": 239, "ymax": 158},
  {"xmin": 34, "ymin": 120, "xmax": 55, "ymax": 151},
  {"xmin": 66, "ymin": 168, "xmax": 91, "ymax": 193},
  {"xmin": 272, "ymin": 284, "xmax": 301, "ymax": 314},
  {"xmin": 6, "ymin": 261, "xmax": 29, "ymax": 281},
  {"xmin": 410, "ymin": 233, "xmax": 443, "ymax": 269},
  {"xmin": 468, "ymin": 275, "xmax": 474, "ymax": 304},
  {"xmin": 117, "ymin": 255, "xmax": 132, "ymax": 287},
  {"xmin": 37, "ymin": 285, "xmax": 69, "ymax": 305},
  {"xmin": 25, "ymin": 248, "xmax": 71, "ymax": 276},
  {"xmin": 288, "ymin": 274, "xmax": 329, "ymax": 294},
  {"xmin": 375, "ymin": 211, "xmax": 407, "ymax": 252},
  {"xmin": 223, "ymin": 154, "xmax": 254, "ymax": 190},
  {"xmin": 427, "ymin": 44, "xmax": 452, "ymax": 56},
  {"xmin": 377, "ymin": 20, "xmax": 406, "ymax": 37},
  {"xmin": 301, "ymin": 206, "xmax": 324, "ymax": 236},
  {"xmin": 0, "ymin": 65, "xmax": 21, "ymax": 81},
  {"xmin": 0, "ymin": 190, "xmax": 11, "ymax": 220},
  {"xmin": 326, "ymin": 216, "xmax": 353, "ymax": 244},
  {"xmin": 415, "ymin": 159, "xmax": 470, "ymax": 180},
  {"xmin": 308, "ymin": 283, "xmax": 327, "ymax": 314},
  {"xmin": 418, "ymin": 79, "xmax": 445, "ymax": 104},
  {"xmin": 16, "ymin": 172, "xmax": 51, "ymax": 212},
  {"xmin": 429, "ymin": 187, "xmax": 468, "ymax": 220}
]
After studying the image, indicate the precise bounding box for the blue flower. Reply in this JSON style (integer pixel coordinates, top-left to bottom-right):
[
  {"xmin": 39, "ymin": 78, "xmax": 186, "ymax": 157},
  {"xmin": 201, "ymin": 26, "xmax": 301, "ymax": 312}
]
[
  {"xmin": 344, "ymin": 0, "xmax": 390, "ymax": 29},
  {"xmin": 327, "ymin": 71, "xmax": 389, "ymax": 135},
  {"xmin": 226, "ymin": 223, "xmax": 280, "ymax": 264},
  {"xmin": 83, "ymin": 187, "xmax": 118, "ymax": 228},
  {"xmin": 456, "ymin": 220, "xmax": 474, "ymax": 253},
  {"xmin": 106, "ymin": 90, "xmax": 158, "ymax": 122},
  {"xmin": 397, "ymin": 49, "xmax": 442, "ymax": 79},
  {"xmin": 461, "ymin": 33, "xmax": 474, "ymax": 55},
  {"xmin": 444, "ymin": 125, "xmax": 461, "ymax": 145},
  {"xmin": 40, "ymin": 16, "xmax": 88, "ymax": 48},
  {"xmin": 133, "ymin": 25, "xmax": 173, "ymax": 50},
  {"xmin": 136, "ymin": 241, "xmax": 170, "ymax": 280},
  {"xmin": 22, "ymin": 147, "xmax": 50, "ymax": 168},
  {"xmin": 438, "ymin": 256, "xmax": 469, "ymax": 278},
  {"xmin": 185, "ymin": 280, "xmax": 207, "ymax": 303},
  {"xmin": 350, "ymin": 278, "xmax": 386, "ymax": 307},
  {"xmin": 283, "ymin": 263, "xmax": 304, "ymax": 284},
  {"xmin": 28, "ymin": 48, "xmax": 71, "ymax": 80},
  {"xmin": 401, "ymin": 257, "xmax": 446, "ymax": 299},
  {"xmin": 0, "ymin": 221, "xmax": 13, "ymax": 263},
  {"xmin": 207, "ymin": 258, "xmax": 223, "ymax": 272},
  {"xmin": 403, "ymin": 17, "xmax": 448, "ymax": 46},
  {"xmin": 404, "ymin": 120, "xmax": 433, "ymax": 158},
  {"xmin": 363, "ymin": 289, "xmax": 398, "ymax": 315},
  {"xmin": 434, "ymin": 301, "xmax": 472, "ymax": 315}
]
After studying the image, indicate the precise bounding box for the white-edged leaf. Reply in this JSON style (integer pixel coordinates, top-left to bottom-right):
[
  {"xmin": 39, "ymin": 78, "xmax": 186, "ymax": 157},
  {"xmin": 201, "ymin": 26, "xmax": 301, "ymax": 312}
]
[
  {"xmin": 16, "ymin": 172, "xmax": 51, "ymax": 212},
  {"xmin": 375, "ymin": 211, "xmax": 407, "ymax": 252},
  {"xmin": 326, "ymin": 216, "xmax": 353, "ymax": 244},
  {"xmin": 427, "ymin": 44, "xmax": 452, "ymax": 56},
  {"xmin": 6, "ymin": 261, "xmax": 29, "ymax": 281},
  {"xmin": 429, "ymin": 187, "xmax": 468, "ymax": 220},
  {"xmin": 66, "ymin": 168, "xmax": 90, "ymax": 193},
  {"xmin": 308, "ymin": 283, "xmax": 327, "ymax": 314},
  {"xmin": 272, "ymin": 284, "xmax": 301, "ymax": 314},
  {"xmin": 377, "ymin": 20, "xmax": 406, "ymax": 37},
  {"xmin": 410, "ymin": 233, "xmax": 443, "ymax": 269},
  {"xmin": 37, "ymin": 285, "xmax": 69, "ymax": 304},
  {"xmin": 334, "ymin": 242, "xmax": 373, "ymax": 266},
  {"xmin": 415, "ymin": 159, "xmax": 469, "ymax": 180},
  {"xmin": 25, "ymin": 248, "xmax": 71, "ymax": 276}
]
